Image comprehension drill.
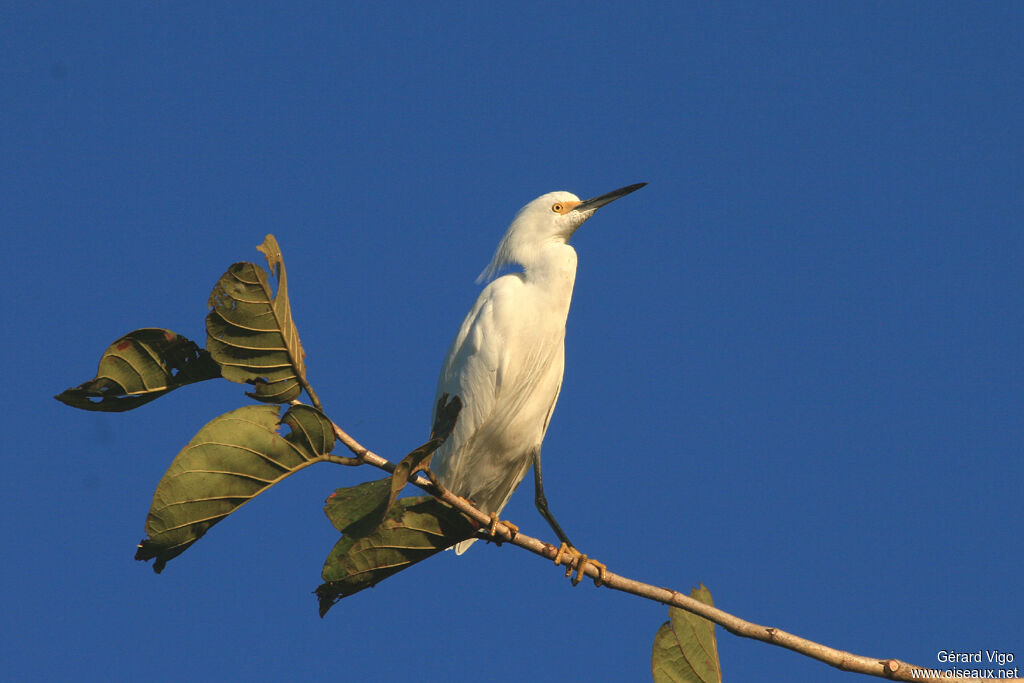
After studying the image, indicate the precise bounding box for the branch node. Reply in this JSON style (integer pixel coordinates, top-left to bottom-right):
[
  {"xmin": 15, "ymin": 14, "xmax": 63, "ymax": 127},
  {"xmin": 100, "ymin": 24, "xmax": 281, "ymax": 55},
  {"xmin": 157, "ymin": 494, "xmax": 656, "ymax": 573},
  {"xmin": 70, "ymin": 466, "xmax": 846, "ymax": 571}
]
[{"xmin": 423, "ymin": 468, "xmax": 444, "ymax": 494}]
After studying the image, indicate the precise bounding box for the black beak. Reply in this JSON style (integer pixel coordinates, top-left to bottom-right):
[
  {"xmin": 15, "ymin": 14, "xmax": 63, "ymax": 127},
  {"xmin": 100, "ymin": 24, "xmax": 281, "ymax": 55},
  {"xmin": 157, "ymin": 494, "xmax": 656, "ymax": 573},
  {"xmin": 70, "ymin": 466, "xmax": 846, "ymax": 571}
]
[{"xmin": 574, "ymin": 182, "xmax": 647, "ymax": 213}]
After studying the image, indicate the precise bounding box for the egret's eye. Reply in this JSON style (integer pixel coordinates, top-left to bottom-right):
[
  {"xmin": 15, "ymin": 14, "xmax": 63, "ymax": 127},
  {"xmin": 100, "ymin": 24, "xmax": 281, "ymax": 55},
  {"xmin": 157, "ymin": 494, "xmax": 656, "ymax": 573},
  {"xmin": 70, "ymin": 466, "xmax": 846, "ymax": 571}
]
[{"xmin": 552, "ymin": 203, "xmax": 563, "ymax": 213}]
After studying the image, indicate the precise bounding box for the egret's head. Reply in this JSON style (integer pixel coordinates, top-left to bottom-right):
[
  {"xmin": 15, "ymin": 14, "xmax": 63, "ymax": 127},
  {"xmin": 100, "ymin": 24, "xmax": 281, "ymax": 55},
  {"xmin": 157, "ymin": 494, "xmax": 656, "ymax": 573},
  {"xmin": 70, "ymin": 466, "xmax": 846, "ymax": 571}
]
[
  {"xmin": 478, "ymin": 183, "xmax": 647, "ymax": 282},
  {"xmin": 518, "ymin": 190, "xmax": 588, "ymax": 240}
]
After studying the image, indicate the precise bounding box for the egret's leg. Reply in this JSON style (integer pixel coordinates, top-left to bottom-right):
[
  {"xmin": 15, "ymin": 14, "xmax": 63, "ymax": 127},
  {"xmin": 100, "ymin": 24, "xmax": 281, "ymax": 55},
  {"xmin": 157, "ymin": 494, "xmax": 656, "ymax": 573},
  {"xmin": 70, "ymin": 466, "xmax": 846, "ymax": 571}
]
[
  {"xmin": 532, "ymin": 449, "xmax": 574, "ymax": 547},
  {"xmin": 534, "ymin": 451, "xmax": 607, "ymax": 586}
]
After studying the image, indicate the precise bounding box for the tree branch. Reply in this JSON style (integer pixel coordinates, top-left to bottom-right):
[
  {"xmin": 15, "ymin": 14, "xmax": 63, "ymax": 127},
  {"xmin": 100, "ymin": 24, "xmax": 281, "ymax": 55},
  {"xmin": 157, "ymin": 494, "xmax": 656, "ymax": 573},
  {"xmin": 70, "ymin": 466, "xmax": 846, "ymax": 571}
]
[{"xmin": 319, "ymin": 410, "xmax": 1016, "ymax": 682}]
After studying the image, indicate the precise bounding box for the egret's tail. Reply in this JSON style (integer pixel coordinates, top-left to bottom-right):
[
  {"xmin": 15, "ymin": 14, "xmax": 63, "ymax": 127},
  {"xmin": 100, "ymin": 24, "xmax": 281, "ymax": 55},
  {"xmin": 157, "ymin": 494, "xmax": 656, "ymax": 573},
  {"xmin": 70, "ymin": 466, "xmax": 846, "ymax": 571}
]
[{"xmin": 453, "ymin": 537, "xmax": 479, "ymax": 555}]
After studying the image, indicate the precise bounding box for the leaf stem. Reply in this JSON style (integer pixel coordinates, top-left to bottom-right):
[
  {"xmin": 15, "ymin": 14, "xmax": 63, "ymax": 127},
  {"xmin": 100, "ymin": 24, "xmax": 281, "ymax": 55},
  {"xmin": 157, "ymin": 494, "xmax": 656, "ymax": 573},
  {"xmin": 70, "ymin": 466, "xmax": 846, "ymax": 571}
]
[
  {"xmin": 300, "ymin": 378, "xmax": 323, "ymax": 412},
  {"xmin": 324, "ymin": 454, "xmax": 362, "ymax": 466}
]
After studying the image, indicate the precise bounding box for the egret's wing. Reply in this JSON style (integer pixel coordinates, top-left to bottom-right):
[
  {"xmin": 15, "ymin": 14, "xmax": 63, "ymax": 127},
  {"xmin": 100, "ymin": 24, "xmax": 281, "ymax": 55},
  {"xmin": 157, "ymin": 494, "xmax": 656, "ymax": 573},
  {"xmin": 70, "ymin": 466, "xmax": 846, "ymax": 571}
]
[
  {"xmin": 432, "ymin": 276, "xmax": 530, "ymax": 556},
  {"xmin": 541, "ymin": 369, "xmax": 563, "ymax": 434},
  {"xmin": 432, "ymin": 274, "xmax": 568, "ymax": 557},
  {"xmin": 430, "ymin": 276, "xmax": 517, "ymax": 494}
]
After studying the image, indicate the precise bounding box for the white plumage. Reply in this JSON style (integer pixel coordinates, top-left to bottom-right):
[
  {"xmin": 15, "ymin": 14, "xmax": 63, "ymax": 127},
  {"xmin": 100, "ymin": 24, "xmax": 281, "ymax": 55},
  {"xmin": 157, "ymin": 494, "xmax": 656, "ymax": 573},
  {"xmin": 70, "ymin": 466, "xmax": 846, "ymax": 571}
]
[{"xmin": 430, "ymin": 184, "xmax": 646, "ymax": 553}]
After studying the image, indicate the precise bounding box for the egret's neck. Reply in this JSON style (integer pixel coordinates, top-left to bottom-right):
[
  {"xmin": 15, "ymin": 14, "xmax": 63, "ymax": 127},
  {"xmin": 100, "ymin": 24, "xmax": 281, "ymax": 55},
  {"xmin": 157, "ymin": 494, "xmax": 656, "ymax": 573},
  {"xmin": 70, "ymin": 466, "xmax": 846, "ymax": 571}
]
[{"xmin": 521, "ymin": 242, "xmax": 578, "ymax": 302}]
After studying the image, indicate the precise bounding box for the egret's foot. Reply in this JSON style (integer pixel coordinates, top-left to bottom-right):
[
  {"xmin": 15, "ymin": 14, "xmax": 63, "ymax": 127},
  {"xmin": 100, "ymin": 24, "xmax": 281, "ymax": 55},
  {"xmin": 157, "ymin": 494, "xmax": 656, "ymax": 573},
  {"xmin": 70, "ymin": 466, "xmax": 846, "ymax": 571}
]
[
  {"xmin": 552, "ymin": 542, "xmax": 607, "ymax": 587},
  {"xmin": 484, "ymin": 513, "xmax": 519, "ymax": 544}
]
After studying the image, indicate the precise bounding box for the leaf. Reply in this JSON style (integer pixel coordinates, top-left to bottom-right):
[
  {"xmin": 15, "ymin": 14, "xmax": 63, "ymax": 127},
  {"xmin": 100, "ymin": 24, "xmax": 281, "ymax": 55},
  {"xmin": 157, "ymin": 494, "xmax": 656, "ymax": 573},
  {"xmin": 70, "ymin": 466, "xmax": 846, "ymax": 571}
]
[
  {"xmin": 651, "ymin": 584, "xmax": 722, "ymax": 683},
  {"xmin": 136, "ymin": 403, "xmax": 335, "ymax": 572},
  {"xmin": 55, "ymin": 329, "xmax": 221, "ymax": 412},
  {"xmin": 316, "ymin": 496, "xmax": 477, "ymax": 616},
  {"xmin": 206, "ymin": 234, "xmax": 308, "ymax": 403},
  {"xmin": 388, "ymin": 394, "xmax": 461, "ymax": 513},
  {"xmin": 317, "ymin": 395, "xmax": 464, "ymax": 581},
  {"xmin": 323, "ymin": 478, "xmax": 393, "ymax": 538}
]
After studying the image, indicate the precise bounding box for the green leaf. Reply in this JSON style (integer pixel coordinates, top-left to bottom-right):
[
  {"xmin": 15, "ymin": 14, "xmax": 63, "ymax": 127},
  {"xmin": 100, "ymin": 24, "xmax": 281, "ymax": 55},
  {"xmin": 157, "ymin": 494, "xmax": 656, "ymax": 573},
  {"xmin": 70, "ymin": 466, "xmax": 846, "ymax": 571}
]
[
  {"xmin": 651, "ymin": 584, "xmax": 722, "ymax": 683},
  {"xmin": 136, "ymin": 403, "xmax": 335, "ymax": 572},
  {"xmin": 316, "ymin": 496, "xmax": 476, "ymax": 616},
  {"xmin": 388, "ymin": 393, "xmax": 461, "ymax": 514},
  {"xmin": 55, "ymin": 328, "xmax": 221, "ymax": 412},
  {"xmin": 206, "ymin": 234, "xmax": 308, "ymax": 403},
  {"xmin": 323, "ymin": 478, "xmax": 393, "ymax": 538}
]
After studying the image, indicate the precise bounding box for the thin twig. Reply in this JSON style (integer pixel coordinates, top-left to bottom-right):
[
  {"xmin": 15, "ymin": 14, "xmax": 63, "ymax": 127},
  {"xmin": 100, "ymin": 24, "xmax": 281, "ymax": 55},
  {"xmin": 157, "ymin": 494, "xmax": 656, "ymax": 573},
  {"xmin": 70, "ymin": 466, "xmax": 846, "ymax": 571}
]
[
  {"xmin": 323, "ymin": 454, "xmax": 362, "ymax": 466},
  {"xmin": 319, "ymin": 410, "xmax": 1017, "ymax": 682}
]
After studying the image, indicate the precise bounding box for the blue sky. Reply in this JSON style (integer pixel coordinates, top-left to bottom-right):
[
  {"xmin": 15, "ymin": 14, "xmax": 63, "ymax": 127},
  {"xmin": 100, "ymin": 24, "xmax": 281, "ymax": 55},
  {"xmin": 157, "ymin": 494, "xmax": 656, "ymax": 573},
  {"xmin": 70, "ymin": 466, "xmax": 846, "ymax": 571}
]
[{"xmin": 4, "ymin": 3, "xmax": 1022, "ymax": 681}]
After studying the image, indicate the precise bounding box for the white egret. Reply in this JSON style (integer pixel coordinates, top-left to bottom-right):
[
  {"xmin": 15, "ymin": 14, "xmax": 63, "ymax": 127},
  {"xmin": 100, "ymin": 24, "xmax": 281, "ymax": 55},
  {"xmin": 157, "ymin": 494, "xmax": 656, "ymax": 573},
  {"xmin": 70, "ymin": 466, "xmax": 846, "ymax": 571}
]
[{"xmin": 430, "ymin": 183, "xmax": 646, "ymax": 561}]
